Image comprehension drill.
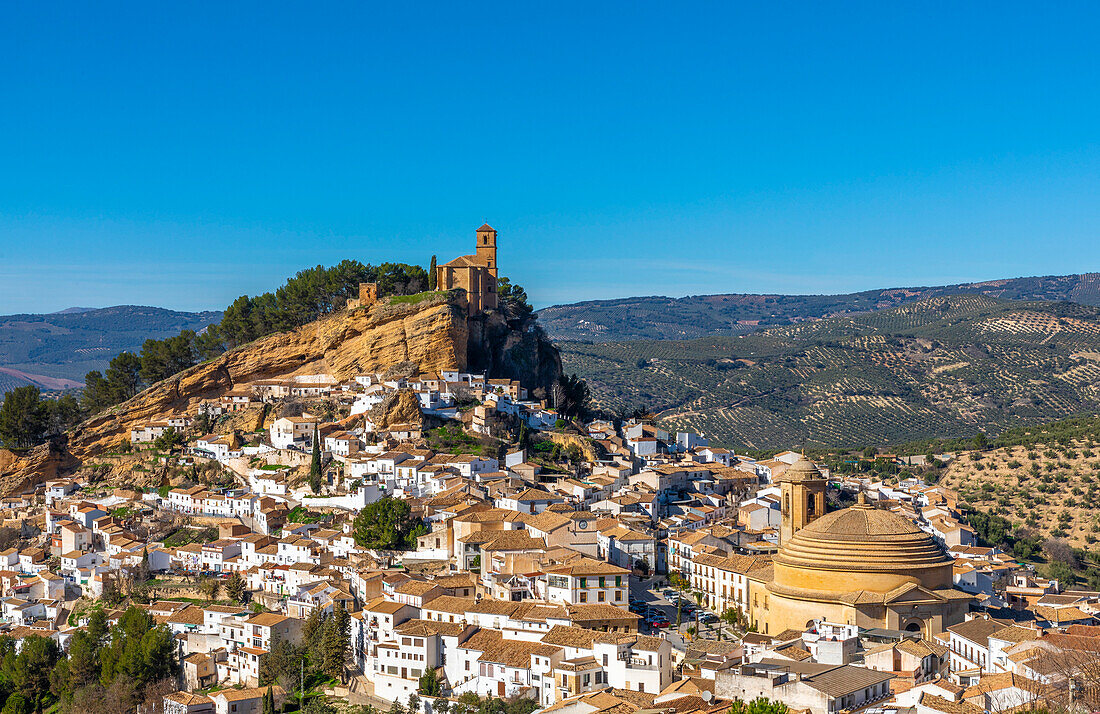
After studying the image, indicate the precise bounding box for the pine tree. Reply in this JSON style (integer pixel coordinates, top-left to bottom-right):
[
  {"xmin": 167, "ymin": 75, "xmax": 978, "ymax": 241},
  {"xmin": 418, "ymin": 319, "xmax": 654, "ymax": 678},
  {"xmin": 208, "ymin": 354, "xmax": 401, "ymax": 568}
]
[
  {"xmin": 310, "ymin": 425, "xmax": 322, "ymax": 493},
  {"xmin": 428, "ymin": 255, "xmax": 437, "ymax": 290}
]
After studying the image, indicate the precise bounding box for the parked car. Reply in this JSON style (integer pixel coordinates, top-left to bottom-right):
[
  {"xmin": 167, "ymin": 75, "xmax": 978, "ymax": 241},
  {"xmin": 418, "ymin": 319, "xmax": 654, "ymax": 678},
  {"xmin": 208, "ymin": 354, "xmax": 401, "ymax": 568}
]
[
  {"xmin": 649, "ymin": 617, "xmax": 671, "ymax": 628},
  {"xmin": 699, "ymin": 613, "xmax": 717, "ymax": 623}
]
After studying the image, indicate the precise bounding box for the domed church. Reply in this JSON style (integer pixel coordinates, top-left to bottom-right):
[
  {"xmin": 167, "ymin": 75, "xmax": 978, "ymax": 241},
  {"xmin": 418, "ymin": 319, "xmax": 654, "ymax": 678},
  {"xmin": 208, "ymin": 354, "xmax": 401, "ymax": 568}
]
[{"xmin": 748, "ymin": 458, "xmax": 971, "ymax": 637}]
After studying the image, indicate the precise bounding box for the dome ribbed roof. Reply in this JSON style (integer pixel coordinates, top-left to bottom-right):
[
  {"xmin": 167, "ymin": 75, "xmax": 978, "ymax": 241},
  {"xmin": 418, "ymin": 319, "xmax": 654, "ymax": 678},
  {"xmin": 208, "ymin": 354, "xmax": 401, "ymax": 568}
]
[
  {"xmin": 779, "ymin": 456, "xmax": 823, "ymax": 482},
  {"xmin": 774, "ymin": 503, "xmax": 951, "ymax": 573}
]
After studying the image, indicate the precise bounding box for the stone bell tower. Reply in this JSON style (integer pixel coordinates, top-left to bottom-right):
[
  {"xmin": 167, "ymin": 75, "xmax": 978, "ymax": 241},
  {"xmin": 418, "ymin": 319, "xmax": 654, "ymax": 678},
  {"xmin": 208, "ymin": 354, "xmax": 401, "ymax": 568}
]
[
  {"xmin": 475, "ymin": 223, "xmax": 497, "ymax": 278},
  {"xmin": 779, "ymin": 456, "xmax": 827, "ymax": 545}
]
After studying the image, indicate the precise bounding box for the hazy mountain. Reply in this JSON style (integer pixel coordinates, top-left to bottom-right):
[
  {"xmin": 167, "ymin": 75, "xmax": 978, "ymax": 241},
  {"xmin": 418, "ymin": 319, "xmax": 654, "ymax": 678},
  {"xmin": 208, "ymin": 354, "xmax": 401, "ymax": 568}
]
[
  {"xmin": 50, "ymin": 307, "xmax": 99, "ymax": 315},
  {"xmin": 540, "ymin": 273, "xmax": 1100, "ymax": 342},
  {"xmin": 0, "ymin": 305, "xmax": 223, "ymax": 389}
]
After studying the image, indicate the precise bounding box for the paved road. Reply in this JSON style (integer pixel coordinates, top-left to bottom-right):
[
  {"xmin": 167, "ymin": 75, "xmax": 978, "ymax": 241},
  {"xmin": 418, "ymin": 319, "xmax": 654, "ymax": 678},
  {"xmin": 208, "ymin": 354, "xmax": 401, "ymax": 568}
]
[{"xmin": 630, "ymin": 576, "xmax": 736, "ymax": 648}]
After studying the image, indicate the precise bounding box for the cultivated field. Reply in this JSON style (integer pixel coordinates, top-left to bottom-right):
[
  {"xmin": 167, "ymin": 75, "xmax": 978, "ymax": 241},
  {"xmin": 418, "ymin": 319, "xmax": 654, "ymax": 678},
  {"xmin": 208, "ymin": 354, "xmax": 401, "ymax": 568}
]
[
  {"xmin": 942, "ymin": 440, "xmax": 1100, "ymax": 547},
  {"xmin": 561, "ymin": 295, "xmax": 1100, "ymax": 448}
]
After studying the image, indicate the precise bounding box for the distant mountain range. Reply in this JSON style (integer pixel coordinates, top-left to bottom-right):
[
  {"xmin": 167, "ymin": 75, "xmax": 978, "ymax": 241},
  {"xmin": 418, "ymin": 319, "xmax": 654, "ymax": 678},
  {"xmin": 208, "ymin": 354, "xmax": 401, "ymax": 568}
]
[
  {"xmin": 0, "ymin": 305, "xmax": 222, "ymax": 392},
  {"xmin": 539, "ymin": 273, "xmax": 1100, "ymax": 342}
]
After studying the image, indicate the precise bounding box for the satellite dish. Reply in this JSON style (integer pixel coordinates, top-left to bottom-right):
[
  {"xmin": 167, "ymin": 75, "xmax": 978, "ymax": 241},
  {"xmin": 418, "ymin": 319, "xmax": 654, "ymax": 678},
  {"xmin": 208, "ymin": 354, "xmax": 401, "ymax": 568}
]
[{"xmin": 702, "ymin": 692, "xmax": 713, "ymax": 703}]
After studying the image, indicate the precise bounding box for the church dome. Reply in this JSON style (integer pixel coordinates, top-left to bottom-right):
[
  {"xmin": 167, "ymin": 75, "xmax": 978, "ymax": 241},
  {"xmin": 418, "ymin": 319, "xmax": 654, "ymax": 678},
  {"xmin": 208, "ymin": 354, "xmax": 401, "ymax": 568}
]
[
  {"xmin": 780, "ymin": 456, "xmax": 823, "ymax": 482},
  {"xmin": 771, "ymin": 501, "xmax": 952, "ymax": 594}
]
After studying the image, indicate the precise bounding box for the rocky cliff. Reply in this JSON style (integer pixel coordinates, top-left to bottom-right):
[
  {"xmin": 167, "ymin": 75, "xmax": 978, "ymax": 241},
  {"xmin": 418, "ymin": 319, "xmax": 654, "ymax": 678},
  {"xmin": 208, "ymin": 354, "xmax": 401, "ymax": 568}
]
[
  {"xmin": 467, "ymin": 310, "xmax": 563, "ymax": 400},
  {"xmin": 66, "ymin": 297, "xmax": 469, "ymax": 458},
  {"xmin": 0, "ymin": 294, "xmax": 563, "ymax": 492},
  {"xmin": 0, "ymin": 443, "xmax": 81, "ymax": 497}
]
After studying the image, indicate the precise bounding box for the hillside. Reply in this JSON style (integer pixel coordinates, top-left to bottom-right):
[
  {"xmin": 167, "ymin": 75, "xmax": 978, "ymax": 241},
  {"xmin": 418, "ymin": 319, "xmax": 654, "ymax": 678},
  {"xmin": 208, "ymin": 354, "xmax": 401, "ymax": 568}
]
[
  {"xmin": 561, "ymin": 294, "xmax": 1100, "ymax": 448},
  {"xmin": 0, "ymin": 305, "xmax": 223, "ymax": 387},
  {"xmin": 58, "ymin": 293, "xmax": 558, "ymax": 461},
  {"xmin": 935, "ymin": 415, "xmax": 1100, "ymax": 549},
  {"xmin": 540, "ymin": 273, "xmax": 1100, "ymax": 342}
]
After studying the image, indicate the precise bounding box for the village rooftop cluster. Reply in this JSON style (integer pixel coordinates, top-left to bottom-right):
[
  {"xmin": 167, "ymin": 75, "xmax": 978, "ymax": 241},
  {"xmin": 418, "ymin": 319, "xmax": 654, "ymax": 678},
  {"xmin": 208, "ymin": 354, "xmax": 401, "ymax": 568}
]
[{"xmin": 0, "ymin": 360, "xmax": 1095, "ymax": 714}]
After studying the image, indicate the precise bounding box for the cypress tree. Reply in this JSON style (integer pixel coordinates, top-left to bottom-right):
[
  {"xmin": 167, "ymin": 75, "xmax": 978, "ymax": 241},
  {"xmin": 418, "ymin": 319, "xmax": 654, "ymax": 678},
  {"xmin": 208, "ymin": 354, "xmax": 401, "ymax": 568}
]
[
  {"xmin": 324, "ymin": 603, "xmax": 351, "ymax": 680},
  {"xmin": 137, "ymin": 547, "xmax": 151, "ymax": 582},
  {"xmin": 428, "ymin": 255, "xmax": 437, "ymax": 290},
  {"xmin": 309, "ymin": 425, "xmax": 322, "ymax": 493}
]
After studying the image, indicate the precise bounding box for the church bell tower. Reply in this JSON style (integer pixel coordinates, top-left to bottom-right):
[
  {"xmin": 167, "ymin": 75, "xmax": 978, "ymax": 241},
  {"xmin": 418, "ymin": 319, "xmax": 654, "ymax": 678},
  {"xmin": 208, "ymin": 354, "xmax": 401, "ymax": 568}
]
[
  {"xmin": 779, "ymin": 457, "xmax": 827, "ymax": 545},
  {"xmin": 475, "ymin": 223, "xmax": 498, "ymax": 278}
]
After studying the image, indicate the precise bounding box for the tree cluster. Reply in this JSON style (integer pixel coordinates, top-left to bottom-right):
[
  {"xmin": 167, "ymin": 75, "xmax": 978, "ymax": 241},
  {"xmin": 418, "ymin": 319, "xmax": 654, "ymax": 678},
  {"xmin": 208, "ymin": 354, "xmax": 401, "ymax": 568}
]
[
  {"xmin": 219, "ymin": 261, "xmax": 427, "ymax": 348},
  {"xmin": 0, "ymin": 387, "xmax": 83, "ymax": 450},
  {"xmin": 260, "ymin": 605, "xmax": 351, "ymax": 708},
  {"xmin": 496, "ymin": 277, "xmax": 532, "ymax": 319},
  {"xmin": 552, "ymin": 374, "xmax": 590, "ymax": 420},
  {"xmin": 82, "ymin": 260, "xmax": 429, "ymax": 417},
  {"xmin": 0, "ymin": 606, "xmax": 178, "ymax": 714}
]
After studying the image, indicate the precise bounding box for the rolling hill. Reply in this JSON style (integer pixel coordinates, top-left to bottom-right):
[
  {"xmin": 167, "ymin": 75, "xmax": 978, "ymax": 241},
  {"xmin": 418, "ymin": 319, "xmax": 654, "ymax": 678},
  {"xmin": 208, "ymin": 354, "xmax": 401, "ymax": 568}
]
[
  {"xmin": 560, "ymin": 294, "xmax": 1100, "ymax": 448},
  {"xmin": 0, "ymin": 305, "xmax": 223, "ymax": 390},
  {"xmin": 540, "ymin": 273, "xmax": 1100, "ymax": 342}
]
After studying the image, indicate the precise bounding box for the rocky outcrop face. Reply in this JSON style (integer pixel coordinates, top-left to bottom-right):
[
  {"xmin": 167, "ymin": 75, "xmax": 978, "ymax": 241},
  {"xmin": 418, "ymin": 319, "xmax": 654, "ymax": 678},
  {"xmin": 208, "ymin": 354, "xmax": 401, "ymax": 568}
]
[
  {"xmin": 466, "ymin": 310, "xmax": 563, "ymax": 399},
  {"xmin": 0, "ymin": 442, "xmax": 81, "ymax": 496},
  {"xmin": 369, "ymin": 390, "xmax": 425, "ymax": 429},
  {"xmin": 66, "ymin": 298, "xmax": 468, "ymax": 459},
  {"xmin": 0, "ymin": 293, "xmax": 564, "ymax": 495}
]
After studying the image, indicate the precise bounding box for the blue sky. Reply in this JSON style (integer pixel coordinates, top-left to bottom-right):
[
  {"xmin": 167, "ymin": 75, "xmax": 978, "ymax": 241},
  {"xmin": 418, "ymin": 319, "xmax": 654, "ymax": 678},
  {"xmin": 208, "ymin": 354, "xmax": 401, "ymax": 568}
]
[{"xmin": 1, "ymin": 2, "xmax": 1098, "ymax": 313}]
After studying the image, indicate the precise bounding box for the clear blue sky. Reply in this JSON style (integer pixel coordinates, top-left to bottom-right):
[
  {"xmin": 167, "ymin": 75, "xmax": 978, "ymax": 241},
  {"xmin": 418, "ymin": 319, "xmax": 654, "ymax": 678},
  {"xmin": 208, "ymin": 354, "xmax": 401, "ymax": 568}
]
[{"xmin": 1, "ymin": 2, "xmax": 1098, "ymax": 313}]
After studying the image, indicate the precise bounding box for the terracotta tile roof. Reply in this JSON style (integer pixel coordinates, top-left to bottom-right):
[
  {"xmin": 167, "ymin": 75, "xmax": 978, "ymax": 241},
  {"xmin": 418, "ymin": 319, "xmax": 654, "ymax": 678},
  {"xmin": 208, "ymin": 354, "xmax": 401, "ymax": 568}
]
[
  {"xmin": 544, "ymin": 556, "xmax": 630, "ymax": 577},
  {"xmin": 457, "ymin": 628, "xmax": 504, "ymax": 652},
  {"xmin": 918, "ymin": 693, "xmax": 985, "ymax": 714},
  {"xmin": 422, "ymin": 595, "xmax": 476, "ymax": 614},
  {"xmin": 167, "ymin": 605, "xmax": 206, "ymax": 626},
  {"xmin": 395, "ymin": 618, "xmax": 467, "ymax": 637},
  {"xmin": 214, "ymin": 686, "xmax": 285, "ymax": 702},
  {"xmin": 245, "ymin": 612, "xmax": 290, "ymax": 627},
  {"xmin": 479, "ymin": 638, "xmax": 560, "ymax": 668},
  {"xmin": 165, "ymin": 692, "xmax": 214, "ymax": 705},
  {"xmin": 480, "ymin": 531, "xmax": 547, "ymax": 552},
  {"xmin": 542, "ymin": 624, "xmax": 597, "ymax": 648},
  {"xmin": 962, "ymin": 672, "xmax": 1047, "ymax": 698},
  {"xmin": 394, "ymin": 580, "xmax": 442, "ymax": 596},
  {"xmin": 566, "ymin": 604, "xmax": 640, "ymax": 623}
]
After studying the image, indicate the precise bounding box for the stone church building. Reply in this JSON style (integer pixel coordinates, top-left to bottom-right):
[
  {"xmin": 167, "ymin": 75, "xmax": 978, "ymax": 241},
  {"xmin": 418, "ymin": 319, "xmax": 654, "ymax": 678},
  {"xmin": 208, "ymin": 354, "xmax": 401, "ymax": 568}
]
[{"xmin": 437, "ymin": 224, "xmax": 499, "ymax": 314}]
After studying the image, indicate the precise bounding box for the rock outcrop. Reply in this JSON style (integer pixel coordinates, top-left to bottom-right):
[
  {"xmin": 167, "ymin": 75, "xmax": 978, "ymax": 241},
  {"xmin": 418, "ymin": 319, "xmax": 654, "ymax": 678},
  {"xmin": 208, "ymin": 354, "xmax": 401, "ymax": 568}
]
[
  {"xmin": 369, "ymin": 390, "xmax": 425, "ymax": 430},
  {"xmin": 67, "ymin": 297, "xmax": 469, "ymax": 459},
  {"xmin": 0, "ymin": 443, "xmax": 81, "ymax": 496},
  {"xmin": 0, "ymin": 293, "xmax": 563, "ymax": 495},
  {"xmin": 467, "ymin": 309, "xmax": 562, "ymax": 400}
]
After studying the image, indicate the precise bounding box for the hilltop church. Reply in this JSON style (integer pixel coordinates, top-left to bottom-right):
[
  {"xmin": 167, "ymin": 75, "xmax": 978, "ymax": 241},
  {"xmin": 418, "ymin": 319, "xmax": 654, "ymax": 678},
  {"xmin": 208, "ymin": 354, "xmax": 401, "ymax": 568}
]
[{"xmin": 436, "ymin": 224, "xmax": 499, "ymax": 314}]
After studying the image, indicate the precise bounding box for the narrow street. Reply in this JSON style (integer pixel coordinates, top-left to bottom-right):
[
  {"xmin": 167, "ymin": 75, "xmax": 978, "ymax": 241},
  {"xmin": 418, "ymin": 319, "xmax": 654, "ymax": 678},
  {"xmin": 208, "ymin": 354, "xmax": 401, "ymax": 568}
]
[{"xmin": 630, "ymin": 576, "xmax": 736, "ymax": 650}]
